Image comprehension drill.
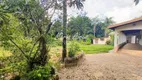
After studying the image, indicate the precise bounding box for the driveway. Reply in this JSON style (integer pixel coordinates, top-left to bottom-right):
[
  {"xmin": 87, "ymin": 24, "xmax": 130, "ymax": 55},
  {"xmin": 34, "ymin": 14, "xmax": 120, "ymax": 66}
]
[{"xmin": 58, "ymin": 53, "xmax": 142, "ymax": 80}]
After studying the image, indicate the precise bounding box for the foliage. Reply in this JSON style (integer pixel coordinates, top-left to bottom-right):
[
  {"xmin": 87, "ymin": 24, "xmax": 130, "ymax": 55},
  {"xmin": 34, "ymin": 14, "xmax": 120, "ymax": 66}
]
[
  {"xmin": 51, "ymin": 40, "xmax": 62, "ymax": 47},
  {"xmin": 26, "ymin": 65, "xmax": 52, "ymax": 80},
  {"xmin": 50, "ymin": 20, "xmax": 62, "ymax": 38},
  {"xmin": 0, "ymin": 0, "xmax": 60, "ymax": 79},
  {"xmin": 92, "ymin": 17, "xmax": 115, "ymax": 38},
  {"xmin": 68, "ymin": 41, "xmax": 80, "ymax": 57},
  {"xmin": 68, "ymin": 16, "xmax": 93, "ymax": 40},
  {"xmin": 106, "ymin": 40, "xmax": 111, "ymax": 45},
  {"xmin": 0, "ymin": 47, "xmax": 12, "ymax": 57},
  {"xmin": 62, "ymin": 0, "xmax": 85, "ymax": 62},
  {"xmin": 80, "ymin": 38, "xmax": 91, "ymax": 45}
]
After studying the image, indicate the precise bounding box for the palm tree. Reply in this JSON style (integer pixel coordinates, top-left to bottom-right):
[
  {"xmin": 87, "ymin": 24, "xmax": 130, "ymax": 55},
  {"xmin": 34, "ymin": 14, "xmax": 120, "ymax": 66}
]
[
  {"xmin": 62, "ymin": 0, "xmax": 84, "ymax": 62},
  {"xmin": 102, "ymin": 17, "xmax": 114, "ymax": 37}
]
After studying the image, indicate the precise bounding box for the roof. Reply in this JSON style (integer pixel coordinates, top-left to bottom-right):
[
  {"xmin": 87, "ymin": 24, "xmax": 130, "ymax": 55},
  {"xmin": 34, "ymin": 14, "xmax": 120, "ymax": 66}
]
[{"xmin": 108, "ymin": 16, "xmax": 142, "ymax": 29}]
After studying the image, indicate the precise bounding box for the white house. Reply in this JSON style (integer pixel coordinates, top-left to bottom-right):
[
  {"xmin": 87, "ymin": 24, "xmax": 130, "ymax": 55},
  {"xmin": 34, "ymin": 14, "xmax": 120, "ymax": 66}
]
[{"xmin": 108, "ymin": 17, "xmax": 142, "ymax": 52}]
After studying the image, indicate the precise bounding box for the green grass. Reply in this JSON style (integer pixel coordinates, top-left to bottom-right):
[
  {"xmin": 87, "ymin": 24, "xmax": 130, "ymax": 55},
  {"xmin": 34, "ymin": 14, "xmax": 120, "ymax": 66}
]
[{"xmin": 80, "ymin": 44, "xmax": 113, "ymax": 54}]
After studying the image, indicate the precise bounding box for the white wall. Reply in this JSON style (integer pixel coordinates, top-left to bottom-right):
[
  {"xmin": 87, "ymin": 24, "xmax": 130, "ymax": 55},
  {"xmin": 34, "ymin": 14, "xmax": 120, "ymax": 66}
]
[
  {"xmin": 114, "ymin": 21, "xmax": 142, "ymax": 46},
  {"xmin": 114, "ymin": 31, "xmax": 118, "ymax": 47},
  {"xmin": 93, "ymin": 37, "xmax": 110, "ymax": 44},
  {"xmin": 131, "ymin": 36, "xmax": 136, "ymax": 43},
  {"xmin": 139, "ymin": 39, "xmax": 142, "ymax": 45},
  {"xmin": 118, "ymin": 32, "xmax": 127, "ymax": 44},
  {"xmin": 139, "ymin": 31, "xmax": 142, "ymax": 45},
  {"xmin": 114, "ymin": 31, "xmax": 127, "ymax": 46}
]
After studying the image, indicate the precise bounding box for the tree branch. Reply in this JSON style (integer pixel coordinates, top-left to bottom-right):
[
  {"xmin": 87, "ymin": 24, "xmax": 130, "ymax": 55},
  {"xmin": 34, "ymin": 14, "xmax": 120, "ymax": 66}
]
[
  {"xmin": 29, "ymin": 38, "xmax": 40, "ymax": 58},
  {"xmin": 9, "ymin": 39, "xmax": 29, "ymax": 59},
  {"xmin": 46, "ymin": 22, "xmax": 53, "ymax": 34}
]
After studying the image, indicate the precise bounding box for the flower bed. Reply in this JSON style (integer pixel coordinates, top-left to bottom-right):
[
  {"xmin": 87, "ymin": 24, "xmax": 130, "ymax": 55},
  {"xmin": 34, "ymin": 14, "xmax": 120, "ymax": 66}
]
[{"xmin": 64, "ymin": 53, "xmax": 84, "ymax": 67}]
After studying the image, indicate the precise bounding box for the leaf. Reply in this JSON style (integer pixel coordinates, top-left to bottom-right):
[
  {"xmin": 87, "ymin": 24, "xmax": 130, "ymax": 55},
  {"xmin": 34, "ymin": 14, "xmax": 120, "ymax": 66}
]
[{"xmin": 37, "ymin": 73, "xmax": 41, "ymax": 77}]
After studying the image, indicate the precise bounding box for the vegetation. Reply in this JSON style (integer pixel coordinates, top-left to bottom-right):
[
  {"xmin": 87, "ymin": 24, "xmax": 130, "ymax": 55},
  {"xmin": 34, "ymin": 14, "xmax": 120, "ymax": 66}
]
[
  {"xmin": 0, "ymin": 47, "xmax": 12, "ymax": 57},
  {"xmin": 92, "ymin": 17, "xmax": 114, "ymax": 38},
  {"xmin": 80, "ymin": 44, "xmax": 113, "ymax": 54},
  {"xmin": 0, "ymin": 0, "xmax": 60, "ymax": 79},
  {"xmin": 68, "ymin": 41, "xmax": 80, "ymax": 57},
  {"xmin": 62, "ymin": 0, "xmax": 85, "ymax": 62},
  {"xmin": 68, "ymin": 16, "xmax": 93, "ymax": 40},
  {"xmin": 0, "ymin": 0, "xmax": 118, "ymax": 79}
]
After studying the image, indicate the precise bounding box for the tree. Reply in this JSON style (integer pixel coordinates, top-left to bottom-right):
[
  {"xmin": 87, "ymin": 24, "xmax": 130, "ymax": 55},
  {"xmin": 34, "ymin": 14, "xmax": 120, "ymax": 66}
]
[
  {"xmin": 91, "ymin": 17, "xmax": 114, "ymax": 38},
  {"xmin": 62, "ymin": 0, "xmax": 84, "ymax": 62},
  {"xmin": 62, "ymin": 0, "xmax": 67, "ymax": 62},
  {"xmin": 0, "ymin": 0, "xmax": 58, "ymax": 72},
  {"xmin": 68, "ymin": 16, "xmax": 93, "ymax": 40},
  {"xmin": 102, "ymin": 17, "xmax": 115, "ymax": 37}
]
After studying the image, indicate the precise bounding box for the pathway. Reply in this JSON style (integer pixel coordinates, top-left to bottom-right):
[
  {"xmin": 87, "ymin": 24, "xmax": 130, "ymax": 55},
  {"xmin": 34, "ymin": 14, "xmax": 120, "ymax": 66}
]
[{"xmin": 58, "ymin": 53, "xmax": 142, "ymax": 80}]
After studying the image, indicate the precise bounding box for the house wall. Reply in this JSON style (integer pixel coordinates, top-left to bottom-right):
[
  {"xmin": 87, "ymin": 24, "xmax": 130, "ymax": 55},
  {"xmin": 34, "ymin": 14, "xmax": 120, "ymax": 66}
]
[
  {"xmin": 139, "ymin": 31, "xmax": 142, "ymax": 45},
  {"xmin": 114, "ymin": 31, "xmax": 127, "ymax": 47},
  {"xmin": 114, "ymin": 21, "xmax": 142, "ymax": 46},
  {"xmin": 131, "ymin": 36, "xmax": 136, "ymax": 43},
  {"xmin": 139, "ymin": 38, "xmax": 142, "ymax": 45},
  {"xmin": 93, "ymin": 37, "xmax": 110, "ymax": 44}
]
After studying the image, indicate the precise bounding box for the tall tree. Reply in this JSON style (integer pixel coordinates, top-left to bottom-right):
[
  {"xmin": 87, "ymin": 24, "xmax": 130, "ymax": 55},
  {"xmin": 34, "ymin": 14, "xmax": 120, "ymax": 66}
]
[
  {"xmin": 62, "ymin": 0, "xmax": 84, "ymax": 62},
  {"xmin": 68, "ymin": 16, "xmax": 93, "ymax": 40},
  {"xmin": 103, "ymin": 17, "xmax": 115, "ymax": 37},
  {"xmin": 91, "ymin": 17, "xmax": 114, "ymax": 38},
  {"xmin": 62, "ymin": 0, "xmax": 67, "ymax": 62},
  {"xmin": 0, "ymin": 0, "xmax": 58, "ymax": 72}
]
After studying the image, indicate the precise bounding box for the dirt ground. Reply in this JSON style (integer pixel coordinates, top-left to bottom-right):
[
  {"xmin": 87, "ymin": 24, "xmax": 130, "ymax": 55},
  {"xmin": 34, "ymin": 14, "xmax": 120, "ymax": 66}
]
[{"xmin": 58, "ymin": 53, "xmax": 142, "ymax": 80}]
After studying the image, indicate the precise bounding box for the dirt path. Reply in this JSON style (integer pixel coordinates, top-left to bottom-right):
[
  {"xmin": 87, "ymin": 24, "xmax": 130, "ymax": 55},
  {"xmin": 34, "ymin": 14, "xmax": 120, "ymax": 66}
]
[{"xmin": 58, "ymin": 53, "xmax": 142, "ymax": 80}]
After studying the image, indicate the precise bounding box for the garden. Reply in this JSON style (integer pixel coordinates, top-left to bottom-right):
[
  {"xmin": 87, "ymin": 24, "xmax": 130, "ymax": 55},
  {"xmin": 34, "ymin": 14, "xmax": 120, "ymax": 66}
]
[{"xmin": 0, "ymin": 0, "xmax": 114, "ymax": 80}]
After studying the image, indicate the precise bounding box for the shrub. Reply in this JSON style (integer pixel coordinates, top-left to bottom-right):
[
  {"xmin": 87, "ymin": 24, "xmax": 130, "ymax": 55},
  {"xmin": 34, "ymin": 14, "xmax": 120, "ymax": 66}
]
[
  {"xmin": 26, "ymin": 65, "xmax": 52, "ymax": 80},
  {"xmin": 51, "ymin": 40, "xmax": 62, "ymax": 47},
  {"xmin": 68, "ymin": 41, "xmax": 80, "ymax": 57},
  {"xmin": 80, "ymin": 39, "xmax": 91, "ymax": 45},
  {"xmin": 106, "ymin": 40, "xmax": 111, "ymax": 45}
]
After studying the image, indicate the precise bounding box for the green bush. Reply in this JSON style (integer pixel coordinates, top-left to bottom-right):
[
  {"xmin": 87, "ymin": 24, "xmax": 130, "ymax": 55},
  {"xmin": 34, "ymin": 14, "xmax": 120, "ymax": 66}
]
[
  {"xmin": 106, "ymin": 40, "xmax": 111, "ymax": 45},
  {"xmin": 51, "ymin": 40, "xmax": 62, "ymax": 47},
  {"xmin": 55, "ymin": 40, "xmax": 62, "ymax": 46},
  {"xmin": 80, "ymin": 39, "xmax": 91, "ymax": 45},
  {"xmin": 68, "ymin": 41, "xmax": 80, "ymax": 57},
  {"xmin": 26, "ymin": 65, "xmax": 52, "ymax": 80}
]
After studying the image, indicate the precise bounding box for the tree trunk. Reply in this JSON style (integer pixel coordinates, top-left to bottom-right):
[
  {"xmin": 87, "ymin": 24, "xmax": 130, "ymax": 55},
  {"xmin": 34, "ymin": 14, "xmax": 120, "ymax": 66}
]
[
  {"xmin": 39, "ymin": 36, "xmax": 48, "ymax": 66},
  {"xmin": 62, "ymin": 0, "xmax": 67, "ymax": 62}
]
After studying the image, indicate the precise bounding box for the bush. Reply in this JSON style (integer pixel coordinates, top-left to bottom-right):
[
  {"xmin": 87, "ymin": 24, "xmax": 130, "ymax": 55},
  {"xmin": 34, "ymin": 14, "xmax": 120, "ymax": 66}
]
[
  {"xmin": 106, "ymin": 40, "xmax": 111, "ymax": 45},
  {"xmin": 68, "ymin": 41, "xmax": 80, "ymax": 57},
  {"xmin": 26, "ymin": 65, "xmax": 52, "ymax": 80},
  {"xmin": 51, "ymin": 40, "xmax": 62, "ymax": 47},
  {"xmin": 80, "ymin": 39, "xmax": 91, "ymax": 45}
]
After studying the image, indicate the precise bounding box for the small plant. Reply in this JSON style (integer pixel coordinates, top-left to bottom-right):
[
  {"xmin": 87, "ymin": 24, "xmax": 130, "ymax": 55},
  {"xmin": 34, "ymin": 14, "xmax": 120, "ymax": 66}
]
[
  {"xmin": 106, "ymin": 40, "xmax": 111, "ymax": 45},
  {"xmin": 68, "ymin": 41, "xmax": 80, "ymax": 57},
  {"xmin": 26, "ymin": 65, "xmax": 52, "ymax": 80}
]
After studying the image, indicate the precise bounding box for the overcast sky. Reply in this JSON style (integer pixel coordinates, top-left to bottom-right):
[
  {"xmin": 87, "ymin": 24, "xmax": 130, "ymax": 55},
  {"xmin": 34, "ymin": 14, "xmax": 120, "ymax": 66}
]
[{"xmin": 68, "ymin": 0, "xmax": 142, "ymax": 23}]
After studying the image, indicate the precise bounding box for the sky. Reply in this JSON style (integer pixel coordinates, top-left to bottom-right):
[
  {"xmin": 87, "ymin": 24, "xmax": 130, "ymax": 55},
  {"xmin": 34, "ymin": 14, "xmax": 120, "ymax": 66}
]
[{"xmin": 68, "ymin": 0, "xmax": 142, "ymax": 23}]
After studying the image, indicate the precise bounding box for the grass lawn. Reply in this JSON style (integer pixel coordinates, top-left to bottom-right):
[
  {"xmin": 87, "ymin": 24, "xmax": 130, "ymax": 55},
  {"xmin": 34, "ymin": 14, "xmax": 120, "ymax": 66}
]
[{"xmin": 80, "ymin": 44, "xmax": 113, "ymax": 54}]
